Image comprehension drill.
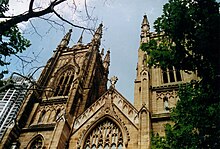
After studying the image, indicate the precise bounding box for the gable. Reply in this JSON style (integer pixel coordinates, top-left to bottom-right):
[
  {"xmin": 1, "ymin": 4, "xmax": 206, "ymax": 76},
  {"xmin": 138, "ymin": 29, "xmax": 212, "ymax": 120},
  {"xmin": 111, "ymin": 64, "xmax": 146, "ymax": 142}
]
[
  {"xmin": 73, "ymin": 88, "xmax": 139, "ymax": 131},
  {"xmin": 70, "ymin": 87, "xmax": 139, "ymax": 148}
]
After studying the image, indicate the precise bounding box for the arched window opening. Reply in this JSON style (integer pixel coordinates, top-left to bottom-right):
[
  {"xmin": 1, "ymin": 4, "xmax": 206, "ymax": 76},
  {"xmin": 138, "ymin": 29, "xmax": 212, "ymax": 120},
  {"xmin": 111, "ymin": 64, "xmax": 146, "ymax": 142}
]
[
  {"xmin": 29, "ymin": 136, "xmax": 43, "ymax": 149},
  {"xmin": 104, "ymin": 144, "xmax": 109, "ymax": 149},
  {"xmin": 118, "ymin": 143, "xmax": 123, "ymax": 149},
  {"xmin": 63, "ymin": 76, "xmax": 69, "ymax": 84},
  {"xmin": 162, "ymin": 71, "xmax": 168, "ymax": 83},
  {"xmin": 176, "ymin": 69, "xmax": 182, "ymax": 81},
  {"xmin": 91, "ymin": 145, "xmax": 96, "ymax": 149},
  {"xmin": 64, "ymin": 74, "xmax": 74, "ymax": 96},
  {"xmin": 54, "ymin": 76, "xmax": 64, "ymax": 96},
  {"xmin": 83, "ymin": 119, "xmax": 123, "ymax": 149},
  {"xmin": 143, "ymin": 54, "xmax": 147, "ymax": 65},
  {"xmin": 98, "ymin": 145, "xmax": 102, "ymax": 149},
  {"xmin": 162, "ymin": 67, "xmax": 182, "ymax": 84},
  {"xmin": 163, "ymin": 96, "xmax": 169, "ymax": 112},
  {"xmin": 111, "ymin": 144, "xmax": 116, "ymax": 149},
  {"xmin": 38, "ymin": 110, "xmax": 46, "ymax": 123},
  {"xmin": 54, "ymin": 70, "xmax": 74, "ymax": 96},
  {"xmin": 168, "ymin": 66, "xmax": 174, "ymax": 82}
]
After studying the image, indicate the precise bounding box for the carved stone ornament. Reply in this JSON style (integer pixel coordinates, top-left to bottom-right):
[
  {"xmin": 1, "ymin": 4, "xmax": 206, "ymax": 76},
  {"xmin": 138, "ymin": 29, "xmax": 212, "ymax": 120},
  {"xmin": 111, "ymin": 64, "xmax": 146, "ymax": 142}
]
[{"xmin": 109, "ymin": 76, "xmax": 118, "ymax": 88}]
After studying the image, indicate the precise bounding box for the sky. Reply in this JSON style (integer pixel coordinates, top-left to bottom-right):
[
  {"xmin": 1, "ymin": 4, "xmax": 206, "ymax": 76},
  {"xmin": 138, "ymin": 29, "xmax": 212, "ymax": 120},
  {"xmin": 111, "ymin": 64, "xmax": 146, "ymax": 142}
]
[{"xmin": 5, "ymin": 0, "xmax": 168, "ymax": 103}]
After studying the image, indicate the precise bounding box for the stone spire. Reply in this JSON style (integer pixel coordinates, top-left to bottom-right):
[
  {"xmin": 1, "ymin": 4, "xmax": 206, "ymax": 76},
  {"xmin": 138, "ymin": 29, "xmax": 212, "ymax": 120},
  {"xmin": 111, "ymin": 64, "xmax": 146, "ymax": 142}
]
[
  {"xmin": 77, "ymin": 34, "xmax": 83, "ymax": 44},
  {"xmin": 141, "ymin": 15, "xmax": 150, "ymax": 33},
  {"xmin": 92, "ymin": 23, "xmax": 103, "ymax": 44},
  {"xmin": 59, "ymin": 29, "xmax": 72, "ymax": 47},
  {"xmin": 103, "ymin": 50, "xmax": 110, "ymax": 70},
  {"xmin": 141, "ymin": 15, "xmax": 150, "ymax": 43},
  {"xmin": 77, "ymin": 30, "xmax": 84, "ymax": 44}
]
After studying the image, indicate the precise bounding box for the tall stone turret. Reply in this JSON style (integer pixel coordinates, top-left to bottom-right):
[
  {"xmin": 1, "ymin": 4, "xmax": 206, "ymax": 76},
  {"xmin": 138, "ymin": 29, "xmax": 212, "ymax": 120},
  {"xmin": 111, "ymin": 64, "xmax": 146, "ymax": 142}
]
[
  {"xmin": 141, "ymin": 15, "xmax": 150, "ymax": 43},
  {"xmin": 134, "ymin": 15, "xmax": 198, "ymax": 149},
  {"xmin": 134, "ymin": 15, "xmax": 151, "ymax": 111},
  {"xmin": 59, "ymin": 29, "xmax": 72, "ymax": 47}
]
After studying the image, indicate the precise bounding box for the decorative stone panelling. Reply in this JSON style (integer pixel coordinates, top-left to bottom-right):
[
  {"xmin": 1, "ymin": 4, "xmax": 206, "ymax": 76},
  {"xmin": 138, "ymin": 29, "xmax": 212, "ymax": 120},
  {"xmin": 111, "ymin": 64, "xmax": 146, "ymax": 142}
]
[
  {"xmin": 113, "ymin": 94, "xmax": 139, "ymax": 125},
  {"xmin": 74, "ymin": 97, "xmax": 105, "ymax": 130},
  {"xmin": 75, "ymin": 52, "xmax": 86, "ymax": 64},
  {"xmin": 156, "ymin": 90, "xmax": 178, "ymax": 100},
  {"xmin": 155, "ymin": 90, "xmax": 178, "ymax": 112},
  {"xmin": 32, "ymin": 103, "xmax": 66, "ymax": 125}
]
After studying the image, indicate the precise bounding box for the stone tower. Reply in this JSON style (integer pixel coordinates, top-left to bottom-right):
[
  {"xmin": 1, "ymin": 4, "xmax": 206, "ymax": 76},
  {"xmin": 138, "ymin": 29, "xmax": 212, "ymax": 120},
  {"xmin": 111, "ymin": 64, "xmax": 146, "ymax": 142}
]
[
  {"xmin": 0, "ymin": 24, "xmax": 110, "ymax": 148},
  {"xmin": 134, "ymin": 15, "xmax": 197, "ymax": 145}
]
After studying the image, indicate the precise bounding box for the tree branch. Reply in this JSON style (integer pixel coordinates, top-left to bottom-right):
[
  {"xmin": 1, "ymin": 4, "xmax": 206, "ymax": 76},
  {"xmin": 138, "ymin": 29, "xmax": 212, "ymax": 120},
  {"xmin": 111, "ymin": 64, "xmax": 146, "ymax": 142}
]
[
  {"xmin": 29, "ymin": 0, "xmax": 34, "ymax": 13},
  {"xmin": 0, "ymin": 0, "xmax": 66, "ymax": 34},
  {"xmin": 53, "ymin": 9, "xmax": 92, "ymax": 30}
]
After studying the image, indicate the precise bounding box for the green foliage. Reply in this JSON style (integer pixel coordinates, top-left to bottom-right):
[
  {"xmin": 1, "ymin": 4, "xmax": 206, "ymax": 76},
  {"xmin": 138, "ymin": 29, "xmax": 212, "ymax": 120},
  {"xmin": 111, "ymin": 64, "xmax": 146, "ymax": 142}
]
[
  {"xmin": 0, "ymin": 1, "xmax": 31, "ymax": 83},
  {"xmin": 151, "ymin": 133, "xmax": 170, "ymax": 149},
  {"xmin": 0, "ymin": 0, "xmax": 9, "ymax": 17},
  {"xmin": 142, "ymin": 0, "xmax": 220, "ymax": 80},
  {"xmin": 141, "ymin": 0, "xmax": 220, "ymax": 148},
  {"xmin": 151, "ymin": 81, "xmax": 220, "ymax": 148},
  {"xmin": 160, "ymin": 82, "xmax": 220, "ymax": 148}
]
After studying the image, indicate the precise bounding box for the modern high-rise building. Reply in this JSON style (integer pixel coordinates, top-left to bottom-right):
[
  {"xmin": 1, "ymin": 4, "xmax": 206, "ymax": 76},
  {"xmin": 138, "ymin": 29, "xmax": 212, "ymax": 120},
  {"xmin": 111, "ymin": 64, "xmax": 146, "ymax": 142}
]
[
  {"xmin": 0, "ymin": 16, "xmax": 197, "ymax": 149},
  {"xmin": 0, "ymin": 77, "xmax": 30, "ymax": 141}
]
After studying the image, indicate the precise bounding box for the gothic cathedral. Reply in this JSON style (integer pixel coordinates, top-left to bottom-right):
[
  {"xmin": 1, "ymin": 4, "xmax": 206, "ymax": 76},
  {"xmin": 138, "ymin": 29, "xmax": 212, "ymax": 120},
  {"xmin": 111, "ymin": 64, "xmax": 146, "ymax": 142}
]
[{"xmin": 0, "ymin": 16, "xmax": 196, "ymax": 149}]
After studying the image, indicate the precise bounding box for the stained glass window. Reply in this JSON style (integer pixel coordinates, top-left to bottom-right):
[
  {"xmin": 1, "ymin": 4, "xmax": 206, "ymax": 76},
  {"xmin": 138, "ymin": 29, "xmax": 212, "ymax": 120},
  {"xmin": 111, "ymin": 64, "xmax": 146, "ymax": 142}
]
[{"xmin": 83, "ymin": 119, "xmax": 123, "ymax": 149}]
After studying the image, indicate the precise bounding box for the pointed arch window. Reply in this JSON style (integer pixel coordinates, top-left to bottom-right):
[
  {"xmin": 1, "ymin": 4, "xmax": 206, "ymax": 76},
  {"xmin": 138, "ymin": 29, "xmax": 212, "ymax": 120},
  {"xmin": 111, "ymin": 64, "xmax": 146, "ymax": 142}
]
[
  {"xmin": 54, "ymin": 70, "xmax": 74, "ymax": 96},
  {"xmin": 118, "ymin": 144, "xmax": 123, "ymax": 149},
  {"xmin": 111, "ymin": 144, "xmax": 116, "ymax": 149},
  {"xmin": 29, "ymin": 136, "xmax": 43, "ymax": 149},
  {"xmin": 83, "ymin": 119, "xmax": 123, "ymax": 149},
  {"xmin": 162, "ymin": 67, "xmax": 182, "ymax": 84}
]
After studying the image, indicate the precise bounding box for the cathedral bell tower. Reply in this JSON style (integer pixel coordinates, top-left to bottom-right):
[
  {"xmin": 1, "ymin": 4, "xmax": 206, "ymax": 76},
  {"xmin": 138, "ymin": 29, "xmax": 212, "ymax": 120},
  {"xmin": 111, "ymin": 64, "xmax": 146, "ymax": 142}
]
[
  {"xmin": 0, "ymin": 24, "xmax": 111, "ymax": 149},
  {"xmin": 134, "ymin": 15, "xmax": 151, "ymax": 149},
  {"xmin": 134, "ymin": 15, "xmax": 151, "ymax": 111},
  {"xmin": 134, "ymin": 15, "xmax": 197, "ymax": 149}
]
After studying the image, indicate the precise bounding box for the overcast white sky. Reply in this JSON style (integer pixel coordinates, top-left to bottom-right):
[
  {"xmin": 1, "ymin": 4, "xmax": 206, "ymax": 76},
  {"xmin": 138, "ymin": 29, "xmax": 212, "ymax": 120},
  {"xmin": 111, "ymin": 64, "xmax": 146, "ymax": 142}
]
[{"xmin": 5, "ymin": 0, "xmax": 168, "ymax": 103}]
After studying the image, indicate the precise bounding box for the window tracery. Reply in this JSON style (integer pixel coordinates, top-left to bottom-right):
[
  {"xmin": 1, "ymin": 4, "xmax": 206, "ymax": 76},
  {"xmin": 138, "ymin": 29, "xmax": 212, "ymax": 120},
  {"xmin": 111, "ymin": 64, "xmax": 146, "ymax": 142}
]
[
  {"xmin": 29, "ymin": 136, "xmax": 43, "ymax": 149},
  {"xmin": 54, "ymin": 70, "xmax": 74, "ymax": 96},
  {"xmin": 84, "ymin": 119, "xmax": 123, "ymax": 149}
]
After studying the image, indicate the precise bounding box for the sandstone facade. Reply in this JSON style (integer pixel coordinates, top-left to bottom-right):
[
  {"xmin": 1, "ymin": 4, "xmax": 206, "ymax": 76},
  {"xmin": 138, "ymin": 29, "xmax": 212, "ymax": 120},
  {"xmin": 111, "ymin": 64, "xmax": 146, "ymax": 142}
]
[{"xmin": 0, "ymin": 16, "xmax": 197, "ymax": 149}]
